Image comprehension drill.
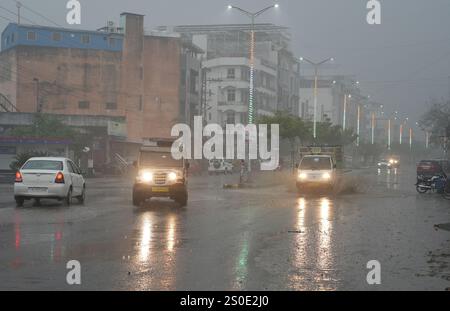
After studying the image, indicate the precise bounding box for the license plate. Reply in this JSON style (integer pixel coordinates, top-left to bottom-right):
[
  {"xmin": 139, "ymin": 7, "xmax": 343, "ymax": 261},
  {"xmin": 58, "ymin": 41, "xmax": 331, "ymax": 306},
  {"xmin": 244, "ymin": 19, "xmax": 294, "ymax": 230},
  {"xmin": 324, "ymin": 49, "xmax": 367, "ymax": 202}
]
[
  {"xmin": 29, "ymin": 187, "xmax": 48, "ymax": 193},
  {"xmin": 152, "ymin": 187, "xmax": 169, "ymax": 193}
]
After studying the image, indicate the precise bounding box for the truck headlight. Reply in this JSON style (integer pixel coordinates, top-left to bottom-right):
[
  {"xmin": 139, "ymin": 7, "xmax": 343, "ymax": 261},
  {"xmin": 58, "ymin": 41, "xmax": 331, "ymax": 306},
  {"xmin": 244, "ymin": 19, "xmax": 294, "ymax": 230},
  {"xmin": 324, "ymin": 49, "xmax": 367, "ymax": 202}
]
[
  {"xmin": 168, "ymin": 172, "xmax": 177, "ymax": 181},
  {"xmin": 322, "ymin": 172, "xmax": 331, "ymax": 180}
]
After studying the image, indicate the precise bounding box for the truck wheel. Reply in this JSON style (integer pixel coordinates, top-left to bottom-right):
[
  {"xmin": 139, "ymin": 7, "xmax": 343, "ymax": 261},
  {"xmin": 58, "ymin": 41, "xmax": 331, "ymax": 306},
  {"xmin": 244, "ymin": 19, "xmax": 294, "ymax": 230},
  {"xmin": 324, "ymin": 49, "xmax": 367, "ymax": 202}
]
[
  {"xmin": 15, "ymin": 197, "xmax": 24, "ymax": 207},
  {"xmin": 176, "ymin": 192, "xmax": 188, "ymax": 207}
]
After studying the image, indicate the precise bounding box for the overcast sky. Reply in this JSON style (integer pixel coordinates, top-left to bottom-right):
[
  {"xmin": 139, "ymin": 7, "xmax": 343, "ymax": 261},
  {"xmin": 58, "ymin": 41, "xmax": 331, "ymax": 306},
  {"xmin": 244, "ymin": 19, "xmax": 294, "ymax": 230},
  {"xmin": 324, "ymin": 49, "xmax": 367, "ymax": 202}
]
[{"xmin": 1, "ymin": 0, "xmax": 449, "ymax": 136}]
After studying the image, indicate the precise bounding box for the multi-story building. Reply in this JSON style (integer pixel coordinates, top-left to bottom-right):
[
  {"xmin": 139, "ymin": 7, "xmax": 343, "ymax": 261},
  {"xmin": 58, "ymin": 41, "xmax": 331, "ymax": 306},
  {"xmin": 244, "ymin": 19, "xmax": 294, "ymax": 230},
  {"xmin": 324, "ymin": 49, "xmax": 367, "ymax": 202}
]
[
  {"xmin": 0, "ymin": 13, "xmax": 199, "ymax": 169},
  {"xmin": 157, "ymin": 23, "xmax": 300, "ymax": 125}
]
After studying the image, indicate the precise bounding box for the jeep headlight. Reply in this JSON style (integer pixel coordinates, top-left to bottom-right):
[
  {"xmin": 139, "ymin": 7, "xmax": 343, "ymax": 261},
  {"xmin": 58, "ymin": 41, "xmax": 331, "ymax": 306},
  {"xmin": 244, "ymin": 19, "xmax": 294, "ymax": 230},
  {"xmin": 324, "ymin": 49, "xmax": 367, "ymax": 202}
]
[
  {"xmin": 389, "ymin": 159, "xmax": 394, "ymax": 164},
  {"xmin": 168, "ymin": 172, "xmax": 177, "ymax": 181},
  {"xmin": 298, "ymin": 172, "xmax": 307, "ymax": 180},
  {"xmin": 322, "ymin": 172, "xmax": 331, "ymax": 180},
  {"xmin": 138, "ymin": 171, "xmax": 153, "ymax": 182}
]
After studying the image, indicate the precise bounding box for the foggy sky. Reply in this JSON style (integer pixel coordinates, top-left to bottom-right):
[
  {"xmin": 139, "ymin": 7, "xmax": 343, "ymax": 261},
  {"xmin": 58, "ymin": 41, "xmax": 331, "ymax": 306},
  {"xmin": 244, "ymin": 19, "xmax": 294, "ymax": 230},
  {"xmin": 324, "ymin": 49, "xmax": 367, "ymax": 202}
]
[{"xmin": 1, "ymin": 0, "xmax": 449, "ymax": 139}]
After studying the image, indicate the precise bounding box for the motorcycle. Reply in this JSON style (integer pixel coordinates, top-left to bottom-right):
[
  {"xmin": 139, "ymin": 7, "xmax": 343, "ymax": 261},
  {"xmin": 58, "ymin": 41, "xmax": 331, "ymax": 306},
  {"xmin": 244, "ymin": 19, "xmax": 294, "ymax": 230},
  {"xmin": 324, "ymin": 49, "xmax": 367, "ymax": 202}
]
[{"xmin": 416, "ymin": 174, "xmax": 447, "ymax": 194}]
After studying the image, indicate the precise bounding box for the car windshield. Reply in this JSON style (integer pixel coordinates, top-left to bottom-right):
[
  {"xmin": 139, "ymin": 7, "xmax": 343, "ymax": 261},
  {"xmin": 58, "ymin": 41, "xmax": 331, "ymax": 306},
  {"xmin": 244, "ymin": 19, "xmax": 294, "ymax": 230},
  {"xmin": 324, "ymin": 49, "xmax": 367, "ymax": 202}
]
[
  {"xmin": 300, "ymin": 157, "xmax": 332, "ymax": 170},
  {"xmin": 22, "ymin": 160, "xmax": 63, "ymax": 170},
  {"xmin": 140, "ymin": 152, "xmax": 183, "ymax": 168}
]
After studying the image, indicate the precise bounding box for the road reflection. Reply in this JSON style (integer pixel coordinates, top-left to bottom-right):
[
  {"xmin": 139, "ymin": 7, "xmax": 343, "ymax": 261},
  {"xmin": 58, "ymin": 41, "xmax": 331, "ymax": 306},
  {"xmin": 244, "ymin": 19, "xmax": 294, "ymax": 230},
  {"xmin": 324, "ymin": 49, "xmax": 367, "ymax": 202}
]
[
  {"xmin": 377, "ymin": 168, "xmax": 399, "ymax": 190},
  {"xmin": 290, "ymin": 196, "xmax": 337, "ymax": 290},
  {"xmin": 132, "ymin": 202, "xmax": 183, "ymax": 289}
]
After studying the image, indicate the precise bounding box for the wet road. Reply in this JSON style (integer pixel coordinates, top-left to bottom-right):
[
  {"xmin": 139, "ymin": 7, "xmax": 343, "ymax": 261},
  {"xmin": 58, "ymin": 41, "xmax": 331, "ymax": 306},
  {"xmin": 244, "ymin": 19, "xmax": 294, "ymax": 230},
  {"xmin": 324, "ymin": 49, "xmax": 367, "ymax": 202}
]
[{"xmin": 0, "ymin": 166, "xmax": 449, "ymax": 290}]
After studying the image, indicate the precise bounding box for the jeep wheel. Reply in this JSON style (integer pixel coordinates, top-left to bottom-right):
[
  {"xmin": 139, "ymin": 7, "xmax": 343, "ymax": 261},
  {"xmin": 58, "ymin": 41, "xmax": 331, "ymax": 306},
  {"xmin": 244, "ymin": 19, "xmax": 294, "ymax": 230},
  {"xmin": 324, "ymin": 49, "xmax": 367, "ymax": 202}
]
[
  {"xmin": 132, "ymin": 191, "xmax": 144, "ymax": 207},
  {"xmin": 176, "ymin": 192, "xmax": 188, "ymax": 207}
]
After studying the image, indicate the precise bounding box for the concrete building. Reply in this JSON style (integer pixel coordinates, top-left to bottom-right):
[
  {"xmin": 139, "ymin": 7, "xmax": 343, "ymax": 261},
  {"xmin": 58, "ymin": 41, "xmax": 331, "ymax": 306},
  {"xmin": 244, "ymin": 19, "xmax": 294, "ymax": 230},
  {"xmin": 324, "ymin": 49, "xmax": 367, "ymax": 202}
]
[
  {"xmin": 157, "ymin": 24, "xmax": 300, "ymax": 124},
  {"xmin": 0, "ymin": 13, "xmax": 189, "ymax": 169}
]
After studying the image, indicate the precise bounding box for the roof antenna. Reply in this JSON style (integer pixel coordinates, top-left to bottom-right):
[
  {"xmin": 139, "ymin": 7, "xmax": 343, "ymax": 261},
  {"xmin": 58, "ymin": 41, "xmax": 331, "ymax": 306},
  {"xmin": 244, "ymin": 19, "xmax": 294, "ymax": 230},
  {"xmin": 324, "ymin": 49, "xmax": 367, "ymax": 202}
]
[{"xmin": 16, "ymin": 1, "xmax": 22, "ymax": 24}]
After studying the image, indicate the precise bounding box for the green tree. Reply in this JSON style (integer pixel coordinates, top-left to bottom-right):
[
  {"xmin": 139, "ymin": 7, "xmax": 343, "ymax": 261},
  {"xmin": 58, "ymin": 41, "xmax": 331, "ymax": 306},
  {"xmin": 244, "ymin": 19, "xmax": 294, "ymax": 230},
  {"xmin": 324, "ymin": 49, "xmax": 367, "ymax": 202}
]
[
  {"xmin": 10, "ymin": 114, "xmax": 77, "ymax": 138},
  {"xmin": 419, "ymin": 99, "xmax": 450, "ymax": 147}
]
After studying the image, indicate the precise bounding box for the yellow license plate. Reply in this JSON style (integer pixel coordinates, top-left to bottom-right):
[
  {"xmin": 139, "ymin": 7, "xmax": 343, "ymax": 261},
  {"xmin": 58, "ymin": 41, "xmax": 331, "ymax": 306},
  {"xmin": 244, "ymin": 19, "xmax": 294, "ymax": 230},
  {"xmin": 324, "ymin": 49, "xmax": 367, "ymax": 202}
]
[{"xmin": 152, "ymin": 187, "xmax": 169, "ymax": 193}]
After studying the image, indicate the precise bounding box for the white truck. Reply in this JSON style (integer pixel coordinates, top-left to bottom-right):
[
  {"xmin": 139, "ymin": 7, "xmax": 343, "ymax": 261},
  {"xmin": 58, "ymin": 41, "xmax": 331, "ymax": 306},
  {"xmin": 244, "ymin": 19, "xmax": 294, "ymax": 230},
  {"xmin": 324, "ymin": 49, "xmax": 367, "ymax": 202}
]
[{"xmin": 296, "ymin": 146, "xmax": 343, "ymax": 193}]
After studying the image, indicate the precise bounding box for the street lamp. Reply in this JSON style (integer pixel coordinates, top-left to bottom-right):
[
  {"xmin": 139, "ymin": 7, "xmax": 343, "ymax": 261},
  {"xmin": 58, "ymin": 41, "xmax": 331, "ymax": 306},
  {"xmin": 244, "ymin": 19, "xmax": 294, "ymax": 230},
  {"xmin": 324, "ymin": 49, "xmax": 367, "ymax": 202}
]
[
  {"xmin": 227, "ymin": 4, "xmax": 279, "ymax": 125},
  {"xmin": 299, "ymin": 56, "xmax": 334, "ymax": 140}
]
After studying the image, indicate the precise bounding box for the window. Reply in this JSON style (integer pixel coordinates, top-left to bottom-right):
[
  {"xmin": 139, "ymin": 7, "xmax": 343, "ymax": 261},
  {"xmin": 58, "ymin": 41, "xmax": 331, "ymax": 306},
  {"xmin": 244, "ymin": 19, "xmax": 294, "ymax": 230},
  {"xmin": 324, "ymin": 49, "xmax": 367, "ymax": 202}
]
[
  {"xmin": 81, "ymin": 34, "xmax": 90, "ymax": 44},
  {"xmin": 22, "ymin": 160, "xmax": 63, "ymax": 171},
  {"xmin": 67, "ymin": 161, "xmax": 75, "ymax": 173},
  {"xmin": 27, "ymin": 31, "xmax": 36, "ymax": 41},
  {"xmin": 109, "ymin": 37, "xmax": 116, "ymax": 48},
  {"xmin": 227, "ymin": 68, "xmax": 235, "ymax": 79},
  {"xmin": 11, "ymin": 33, "xmax": 15, "ymax": 43},
  {"xmin": 139, "ymin": 96, "xmax": 143, "ymax": 111},
  {"xmin": 106, "ymin": 102, "xmax": 117, "ymax": 110},
  {"xmin": 227, "ymin": 88, "xmax": 236, "ymax": 102},
  {"xmin": 52, "ymin": 32, "xmax": 61, "ymax": 41},
  {"xmin": 78, "ymin": 101, "xmax": 90, "ymax": 109},
  {"xmin": 226, "ymin": 111, "xmax": 235, "ymax": 124},
  {"xmin": 6, "ymin": 36, "xmax": 9, "ymax": 45}
]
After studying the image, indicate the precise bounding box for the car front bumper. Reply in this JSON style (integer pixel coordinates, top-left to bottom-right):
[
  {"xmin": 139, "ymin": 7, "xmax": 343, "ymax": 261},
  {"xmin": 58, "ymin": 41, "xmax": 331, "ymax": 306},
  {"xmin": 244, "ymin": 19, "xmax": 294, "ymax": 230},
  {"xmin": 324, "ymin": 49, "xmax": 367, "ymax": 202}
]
[{"xmin": 133, "ymin": 182, "xmax": 186, "ymax": 198}]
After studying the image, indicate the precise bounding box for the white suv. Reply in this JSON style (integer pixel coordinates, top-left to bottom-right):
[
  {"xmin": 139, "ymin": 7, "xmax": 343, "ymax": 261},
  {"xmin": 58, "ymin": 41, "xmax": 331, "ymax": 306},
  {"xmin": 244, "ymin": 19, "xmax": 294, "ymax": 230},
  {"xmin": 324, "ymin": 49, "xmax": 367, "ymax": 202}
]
[{"xmin": 14, "ymin": 157, "xmax": 85, "ymax": 207}]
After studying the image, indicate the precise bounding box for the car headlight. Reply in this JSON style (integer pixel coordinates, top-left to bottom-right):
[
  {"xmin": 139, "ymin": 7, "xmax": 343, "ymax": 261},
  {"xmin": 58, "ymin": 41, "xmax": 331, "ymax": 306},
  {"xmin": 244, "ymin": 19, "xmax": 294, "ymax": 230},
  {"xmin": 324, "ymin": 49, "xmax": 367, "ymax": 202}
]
[
  {"xmin": 298, "ymin": 172, "xmax": 307, "ymax": 180},
  {"xmin": 389, "ymin": 159, "xmax": 394, "ymax": 164},
  {"xmin": 394, "ymin": 160, "xmax": 398, "ymax": 164},
  {"xmin": 139, "ymin": 171, "xmax": 153, "ymax": 182},
  {"xmin": 168, "ymin": 172, "xmax": 177, "ymax": 181},
  {"xmin": 322, "ymin": 172, "xmax": 331, "ymax": 180},
  {"xmin": 377, "ymin": 163, "xmax": 381, "ymax": 166}
]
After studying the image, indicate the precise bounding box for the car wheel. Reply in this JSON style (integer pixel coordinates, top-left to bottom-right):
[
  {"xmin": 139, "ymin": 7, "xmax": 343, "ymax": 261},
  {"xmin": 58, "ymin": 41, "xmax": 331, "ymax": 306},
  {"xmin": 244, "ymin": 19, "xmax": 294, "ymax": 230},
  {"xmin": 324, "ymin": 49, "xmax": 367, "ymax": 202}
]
[
  {"xmin": 15, "ymin": 197, "xmax": 24, "ymax": 207},
  {"xmin": 77, "ymin": 186, "xmax": 86, "ymax": 204},
  {"xmin": 64, "ymin": 188, "xmax": 73, "ymax": 206}
]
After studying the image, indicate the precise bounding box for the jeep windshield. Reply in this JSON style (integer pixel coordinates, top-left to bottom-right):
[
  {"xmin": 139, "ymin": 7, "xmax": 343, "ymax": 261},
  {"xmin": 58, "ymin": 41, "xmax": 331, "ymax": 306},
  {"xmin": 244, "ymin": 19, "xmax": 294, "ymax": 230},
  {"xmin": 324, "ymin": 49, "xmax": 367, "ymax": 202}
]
[
  {"xmin": 300, "ymin": 157, "xmax": 332, "ymax": 170},
  {"xmin": 140, "ymin": 152, "xmax": 183, "ymax": 168}
]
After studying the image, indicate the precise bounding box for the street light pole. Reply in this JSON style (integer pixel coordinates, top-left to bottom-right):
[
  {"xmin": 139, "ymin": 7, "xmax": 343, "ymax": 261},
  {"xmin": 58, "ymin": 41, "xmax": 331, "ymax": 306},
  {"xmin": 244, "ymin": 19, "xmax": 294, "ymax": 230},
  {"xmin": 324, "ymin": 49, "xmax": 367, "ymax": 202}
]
[
  {"xmin": 299, "ymin": 57, "xmax": 334, "ymax": 140},
  {"xmin": 228, "ymin": 4, "xmax": 279, "ymax": 125},
  {"xmin": 228, "ymin": 4, "xmax": 279, "ymax": 178}
]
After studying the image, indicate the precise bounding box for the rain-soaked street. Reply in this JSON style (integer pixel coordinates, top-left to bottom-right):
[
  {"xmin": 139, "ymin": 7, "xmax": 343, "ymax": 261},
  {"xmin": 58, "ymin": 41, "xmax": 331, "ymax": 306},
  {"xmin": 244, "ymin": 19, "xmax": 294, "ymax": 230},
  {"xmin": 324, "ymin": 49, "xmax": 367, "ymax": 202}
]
[{"xmin": 0, "ymin": 165, "xmax": 449, "ymax": 290}]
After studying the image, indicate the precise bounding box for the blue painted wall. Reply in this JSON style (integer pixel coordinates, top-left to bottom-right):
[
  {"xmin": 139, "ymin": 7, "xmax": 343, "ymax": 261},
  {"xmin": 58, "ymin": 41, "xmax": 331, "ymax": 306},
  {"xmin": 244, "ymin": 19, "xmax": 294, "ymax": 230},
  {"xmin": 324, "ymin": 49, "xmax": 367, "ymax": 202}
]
[{"xmin": 1, "ymin": 23, "xmax": 123, "ymax": 52}]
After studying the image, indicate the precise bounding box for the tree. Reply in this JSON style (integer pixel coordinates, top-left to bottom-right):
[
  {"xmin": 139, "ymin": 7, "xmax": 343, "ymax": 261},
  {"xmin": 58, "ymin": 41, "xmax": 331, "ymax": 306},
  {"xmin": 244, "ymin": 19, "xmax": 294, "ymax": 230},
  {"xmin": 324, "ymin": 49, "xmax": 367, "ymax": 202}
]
[
  {"xmin": 9, "ymin": 150, "xmax": 49, "ymax": 171},
  {"xmin": 419, "ymin": 99, "xmax": 450, "ymax": 146},
  {"xmin": 10, "ymin": 113, "xmax": 77, "ymax": 138}
]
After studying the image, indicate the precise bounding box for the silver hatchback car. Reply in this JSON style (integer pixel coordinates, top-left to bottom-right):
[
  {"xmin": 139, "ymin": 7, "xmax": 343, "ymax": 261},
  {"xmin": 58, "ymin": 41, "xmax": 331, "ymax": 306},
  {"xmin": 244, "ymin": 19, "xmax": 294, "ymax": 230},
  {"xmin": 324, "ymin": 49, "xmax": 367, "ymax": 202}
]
[{"xmin": 14, "ymin": 157, "xmax": 86, "ymax": 207}]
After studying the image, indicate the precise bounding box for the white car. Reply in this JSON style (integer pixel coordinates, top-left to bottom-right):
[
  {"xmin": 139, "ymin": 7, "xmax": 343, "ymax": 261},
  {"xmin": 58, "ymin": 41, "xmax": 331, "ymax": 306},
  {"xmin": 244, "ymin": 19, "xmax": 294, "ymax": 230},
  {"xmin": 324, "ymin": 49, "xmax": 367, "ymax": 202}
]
[{"xmin": 14, "ymin": 157, "xmax": 85, "ymax": 207}]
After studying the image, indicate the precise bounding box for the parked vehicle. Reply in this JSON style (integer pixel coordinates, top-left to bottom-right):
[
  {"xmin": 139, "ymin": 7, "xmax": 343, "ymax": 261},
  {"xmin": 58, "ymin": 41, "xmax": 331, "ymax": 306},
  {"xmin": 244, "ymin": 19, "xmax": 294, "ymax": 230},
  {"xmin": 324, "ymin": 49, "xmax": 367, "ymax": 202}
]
[
  {"xmin": 14, "ymin": 157, "xmax": 85, "ymax": 207},
  {"xmin": 208, "ymin": 159, "xmax": 233, "ymax": 175},
  {"xmin": 416, "ymin": 174, "xmax": 447, "ymax": 194},
  {"xmin": 417, "ymin": 160, "xmax": 445, "ymax": 177}
]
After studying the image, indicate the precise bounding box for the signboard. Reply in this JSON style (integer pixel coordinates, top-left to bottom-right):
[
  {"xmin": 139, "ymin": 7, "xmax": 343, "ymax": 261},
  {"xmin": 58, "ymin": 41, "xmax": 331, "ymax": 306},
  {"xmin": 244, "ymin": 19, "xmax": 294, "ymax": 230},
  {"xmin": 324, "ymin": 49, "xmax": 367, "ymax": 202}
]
[{"xmin": 107, "ymin": 121, "xmax": 127, "ymax": 138}]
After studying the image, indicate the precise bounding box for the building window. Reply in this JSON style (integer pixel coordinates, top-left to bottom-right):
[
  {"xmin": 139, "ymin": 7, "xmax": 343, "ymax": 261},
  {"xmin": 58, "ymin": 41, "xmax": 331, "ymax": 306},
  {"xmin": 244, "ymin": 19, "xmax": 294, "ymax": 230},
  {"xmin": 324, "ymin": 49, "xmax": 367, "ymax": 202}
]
[
  {"xmin": 109, "ymin": 37, "xmax": 116, "ymax": 48},
  {"xmin": 52, "ymin": 32, "xmax": 61, "ymax": 41},
  {"xmin": 227, "ymin": 68, "xmax": 235, "ymax": 79},
  {"xmin": 226, "ymin": 111, "xmax": 235, "ymax": 124},
  {"xmin": 78, "ymin": 101, "xmax": 90, "ymax": 109},
  {"xmin": 106, "ymin": 102, "xmax": 117, "ymax": 110},
  {"xmin": 81, "ymin": 34, "xmax": 90, "ymax": 44},
  {"xmin": 11, "ymin": 33, "xmax": 15, "ymax": 43},
  {"xmin": 227, "ymin": 88, "xmax": 236, "ymax": 102},
  {"xmin": 27, "ymin": 31, "xmax": 36, "ymax": 41}
]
